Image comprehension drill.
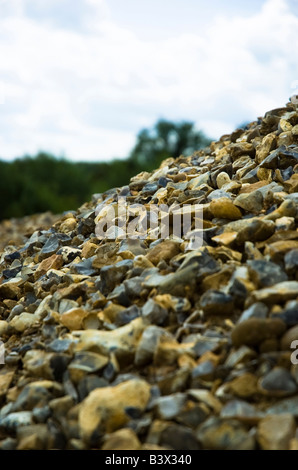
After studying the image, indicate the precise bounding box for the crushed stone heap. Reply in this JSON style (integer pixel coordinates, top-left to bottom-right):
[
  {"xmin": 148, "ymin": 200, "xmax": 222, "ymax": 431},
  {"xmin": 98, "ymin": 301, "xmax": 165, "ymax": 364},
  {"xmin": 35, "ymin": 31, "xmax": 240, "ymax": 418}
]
[{"xmin": 0, "ymin": 102, "xmax": 298, "ymax": 450}]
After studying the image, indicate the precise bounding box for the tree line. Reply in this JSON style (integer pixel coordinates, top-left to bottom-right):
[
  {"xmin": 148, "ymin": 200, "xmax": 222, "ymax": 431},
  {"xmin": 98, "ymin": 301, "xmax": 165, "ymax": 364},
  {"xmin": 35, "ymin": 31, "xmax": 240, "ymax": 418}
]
[{"xmin": 0, "ymin": 119, "xmax": 211, "ymax": 220}]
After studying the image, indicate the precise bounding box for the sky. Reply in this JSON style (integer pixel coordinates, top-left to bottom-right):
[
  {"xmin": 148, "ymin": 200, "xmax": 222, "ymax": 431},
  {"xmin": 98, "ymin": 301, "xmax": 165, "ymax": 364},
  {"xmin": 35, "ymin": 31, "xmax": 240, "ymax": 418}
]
[{"xmin": 0, "ymin": 0, "xmax": 298, "ymax": 162}]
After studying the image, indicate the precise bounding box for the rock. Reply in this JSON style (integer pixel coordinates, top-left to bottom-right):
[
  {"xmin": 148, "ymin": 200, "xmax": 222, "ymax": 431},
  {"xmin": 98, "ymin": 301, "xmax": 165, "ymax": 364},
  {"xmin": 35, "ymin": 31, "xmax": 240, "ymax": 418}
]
[
  {"xmin": 220, "ymin": 400, "xmax": 261, "ymax": 422},
  {"xmin": 78, "ymin": 379, "xmax": 151, "ymax": 445},
  {"xmin": 281, "ymin": 325, "xmax": 298, "ymax": 350},
  {"xmin": 257, "ymin": 414, "xmax": 296, "ymax": 450},
  {"xmin": 187, "ymin": 389, "xmax": 222, "ymax": 413},
  {"xmin": 81, "ymin": 241, "xmax": 98, "ymax": 259},
  {"xmin": 209, "ymin": 197, "xmax": 242, "ymax": 220},
  {"xmin": 234, "ymin": 190, "xmax": 263, "ymax": 213},
  {"xmin": 248, "ymin": 260, "xmax": 287, "ymax": 288},
  {"xmin": 160, "ymin": 424, "xmax": 201, "ymax": 450},
  {"xmin": 73, "ymin": 317, "xmax": 147, "ymax": 366},
  {"xmin": 231, "ymin": 318, "xmax": 286, "ymax": 348},
  {"xmin": 196, "ymin": 417, "xmax": 255, "ymax": 450},
  {"xmin": 153, "ymin": 393, "xmax": 186, "ymax": 420},
  {"xmin": 146, "ymin": 240, "xmax": 180, "ymax": 265},
  {"xmin": 258, "ymin": 367, "xmax": 297, "ymax": 397},
  {"xmin": 284, "ymin": 249, "xmax": 298, "ymax": 278},
  {"xmin": 56, "ymin": 307, "xmax": 90, "ymax": 331},
  {"xmin": 224, "ymin": 218, "xmax": 275, "ymax": 244},
  {"xmin": 0, "ymin": 281, "xmax": 20, "ymax": 300},
  {"xmin": 35, "ymin": 254, "xmax": 63, "ymax": 280},
  {"xmin": 275, "ymin": 301, "xmax": 298, "ymax": 327},
  {"xmin": 216, "ymin": 172, "xmax": 231, "ymax": 188},
  {"xmin": 0, "ymin": 412, "xmax": 33, "ymax": 432},
  {"xmin": 22, "ymin": 350, "xmax": 69, "ymax": 381},
  {"xmin": 200, "ymin": 289, "xmax": 233, "ymax": 316},
  {"xmin": 68, "ymin": 351, "xmax": 109, "ymax": 383},
  {"xmin": 135, "ymin": 326, "xmax": 169, "ymax": 366},
  {"xmin": 101, "ymin": 428, "xmax": 141, "ymax": 450},
  {"xmin": 141, "ymin": 298, "xmax": 168, "ymax": 325},
  {"xmin": 0, "ymin": 320, "xmax": 9, "ymax": 336},
  {"xmin": 250, "ymin": 281, "xmax": 298, "ymax": 304},
  {"xmin": 0, "ymin": 370, "xmax": 15, "ymax": 397},
  {"xmin": 227, "ymin": 373, "xmax": 259, "ymax": 398},
  {"xmin": 238, "ymin": 302, "xmax": 268, "ymax": 323}
]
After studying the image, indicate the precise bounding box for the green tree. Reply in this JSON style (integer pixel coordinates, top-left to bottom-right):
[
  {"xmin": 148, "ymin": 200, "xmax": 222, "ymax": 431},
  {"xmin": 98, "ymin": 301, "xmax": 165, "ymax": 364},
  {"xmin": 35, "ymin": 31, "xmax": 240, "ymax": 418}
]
[{"xmin": 129, "ymin": 119, "xmax": 211, "ymax": 170}]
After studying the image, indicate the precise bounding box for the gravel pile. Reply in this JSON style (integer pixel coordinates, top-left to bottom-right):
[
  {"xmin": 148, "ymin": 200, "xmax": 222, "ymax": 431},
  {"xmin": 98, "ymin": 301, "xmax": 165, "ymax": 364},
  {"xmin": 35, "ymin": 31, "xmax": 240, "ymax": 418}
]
[{"xmin": 0, "ymin": 101, "xmax": 298, "ymax": 450}]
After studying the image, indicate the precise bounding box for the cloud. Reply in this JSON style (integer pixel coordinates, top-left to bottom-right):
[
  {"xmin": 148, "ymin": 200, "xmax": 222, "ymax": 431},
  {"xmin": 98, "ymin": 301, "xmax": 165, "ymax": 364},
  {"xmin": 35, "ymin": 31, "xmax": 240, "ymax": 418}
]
[{"xmin": 0, "ymin": 0, "xmax": 297, "ymax": 161}]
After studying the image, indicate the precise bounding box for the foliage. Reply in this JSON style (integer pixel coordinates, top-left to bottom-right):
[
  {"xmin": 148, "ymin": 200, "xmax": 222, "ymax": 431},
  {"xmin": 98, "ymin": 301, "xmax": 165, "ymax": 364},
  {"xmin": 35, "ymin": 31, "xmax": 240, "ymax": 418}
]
[{"xmin": 0, "ymin": 120, "xmax": 211, "ymax": 220}]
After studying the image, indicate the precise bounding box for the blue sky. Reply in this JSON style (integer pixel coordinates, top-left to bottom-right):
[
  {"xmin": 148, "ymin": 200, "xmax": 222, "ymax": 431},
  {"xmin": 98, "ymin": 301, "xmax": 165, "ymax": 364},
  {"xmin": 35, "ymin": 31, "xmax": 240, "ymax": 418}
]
[{"xmin": 0, "ymin": 0, "xmax": 298, "ymax": 161}]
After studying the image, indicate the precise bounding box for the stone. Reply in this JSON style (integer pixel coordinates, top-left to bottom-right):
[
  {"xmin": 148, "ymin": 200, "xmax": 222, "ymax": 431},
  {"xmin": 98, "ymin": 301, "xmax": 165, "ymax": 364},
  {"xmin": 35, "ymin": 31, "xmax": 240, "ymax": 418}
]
[
  {"xmin": 231, "ymin": 318, "xmax": 286, "ymax": 348},
  {"xmin": 78, "ymin": 379, "xmax": 151, "ymax": 445},
  {"xmin": 160, "ymin": 424, "xmax": 201, "ymax": 450},
  {"xmin": 146, "ymin": 240, "xmax": 180, "ymax": 265},
  {"xmin": 56, "ymin": 307, "xmax": 89, "ymax": 331},
  {"xmin": 35, "ymin": 254, "xmax": 63, "ymax": 280},
  {"xmin": 77, "ymin": 375, "xmax": 108, "ymax": 401},
  {"xmin": 73, "ymin": 317, "xmax": 147, "ymax": 366},
  {"xmin": 200, "ymin": 289, "xmax": 233, "ymax": 316},
  {"xmin": 209, "ymin": 197, "xmax": 242, "ymax": 220},
  {"xmin": 68, "ymin": 351, "xmax": 109, "ymax": 382},
  {"xmin": 281, "ymin": 325, "xmax": 298, "ymax": 351},
  {"xmin": 101, "ymin": 428, "xmax": 141, "ymax": 450},
  {"xmin": 249, "ymin": 281, "xmax": 298, "ymax": 304},
  {"xmin": 135, "ymin": 326, "xmax": 169, "ymax": 366},
  {"xmin": 0, "ymin": 282, "xmax": 21, "ymax": 300},
  {"xmin": 153, "ymin": 393, "xmax": 186, "ymax": 420},
  {"xmin": 238, "ymin": 302, "xmax": 268, "ymax": 323},
  {"xmin": 284, "ymin": 249, "xmax": 298, "ymax": 278},
  {"xmin": 0, "ymin": 412, "xmax": 33, "ymax": 432},
  {"xmin": 247, "ymin": 260, "xmax": 288, "ymax": 288},
  {"xmin": 257, "ymin": 414, "xmax": 296, "ymax": 450},
  {"xmin": 275, "ymin": 301, "xmax": 298, "ymax": 327},
  {"xmin": 196, "ymin": 417, "xmax": 255, "ymax": 450},
  {"xmin": 227, "ymin": 373, "xmax": 259, "ymax": 398},
  {"xmin": 0, "ymin": 320, "xmax": 9, "ymax": 336},
  {"xmin": 9, "ymin": 312, "xmax": 39, "ymax": 333},
  {"xmin": 234, "ymin": 190, "xmax": 263, "ymax": 213},
  {"xmin": 141, "ymin": 298, "xmax": 168, "ymax": 325},
  {"xmin": 187, "ymin": 389, "xmax": 222, "ymax": 413},
  {"xmin": 216, "ymin": 172, "xmax": 231, "ymax": 188},
  {"xmin": 81, "ymin": 241, "xmax": 98, "ymax": 259},
  {"xmin": 224, "ymin": 218, "xmax": 275, "ymax": 244},
  {"xmin": 0, "ymin": 370, "xmax": 14, "ymax": 397},
  {"xmin": 22, "ymin": 350, "xmax": 69, "ymax": 381},
  {"xmin": 258, "ymin": 367, "xmax": 297, "ymax": 397},
  {"xmin": 220, "ymin": 400, "xmax": 261, "ymax": 422}
]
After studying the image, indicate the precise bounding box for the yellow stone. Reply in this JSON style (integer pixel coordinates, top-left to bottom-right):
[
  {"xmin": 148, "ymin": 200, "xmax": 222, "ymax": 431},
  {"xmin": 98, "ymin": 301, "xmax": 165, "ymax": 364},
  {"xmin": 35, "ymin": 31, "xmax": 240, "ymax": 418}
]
[
  {"xmin": 209, "ymin": 198, "xmax": 242, "ymax": 220},
  {"xmin": 79, "ymin": 379, "xmax": 151, "ymax": 443}
]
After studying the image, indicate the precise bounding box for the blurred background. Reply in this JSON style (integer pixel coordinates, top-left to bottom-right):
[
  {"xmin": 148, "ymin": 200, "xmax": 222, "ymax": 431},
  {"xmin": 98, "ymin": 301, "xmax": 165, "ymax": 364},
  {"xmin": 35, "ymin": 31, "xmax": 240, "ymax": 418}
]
[{"xmin": 0, "ymin": 0, "xmax": 298, "ymax": 220}]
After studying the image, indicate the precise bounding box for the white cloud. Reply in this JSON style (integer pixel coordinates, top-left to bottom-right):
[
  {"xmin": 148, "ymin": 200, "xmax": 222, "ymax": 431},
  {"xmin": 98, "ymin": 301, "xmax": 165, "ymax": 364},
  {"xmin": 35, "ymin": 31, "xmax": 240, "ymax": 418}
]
[{"xmin": 0, "ymin": 0, "xmax": 297, "ymax": 161}]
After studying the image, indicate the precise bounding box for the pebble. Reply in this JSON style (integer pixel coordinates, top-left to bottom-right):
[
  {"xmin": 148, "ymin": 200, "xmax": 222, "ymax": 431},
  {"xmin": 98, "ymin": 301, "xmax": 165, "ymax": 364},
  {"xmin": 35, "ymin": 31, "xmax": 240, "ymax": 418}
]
[
  {"xmin": 258, "ymin": 367, "xmax": 297, "ymax": 397},
  {"xmin": 257, "ymin": 414, "xmax": 296, "ymax": 450},
  {"xmin": 209, "ymin": 197, "xmax": 242, "ymax": 220},
  {"xmin": 231, "ymin": 318, "xmax": 286, "ymax": 348},
  {"xmin": 196, "ymin": 417, "xmax": 256, "ymax": 450},
  {"xmin": 78, "ymin": 379, "xmax": 151, "ymax": 445}
]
